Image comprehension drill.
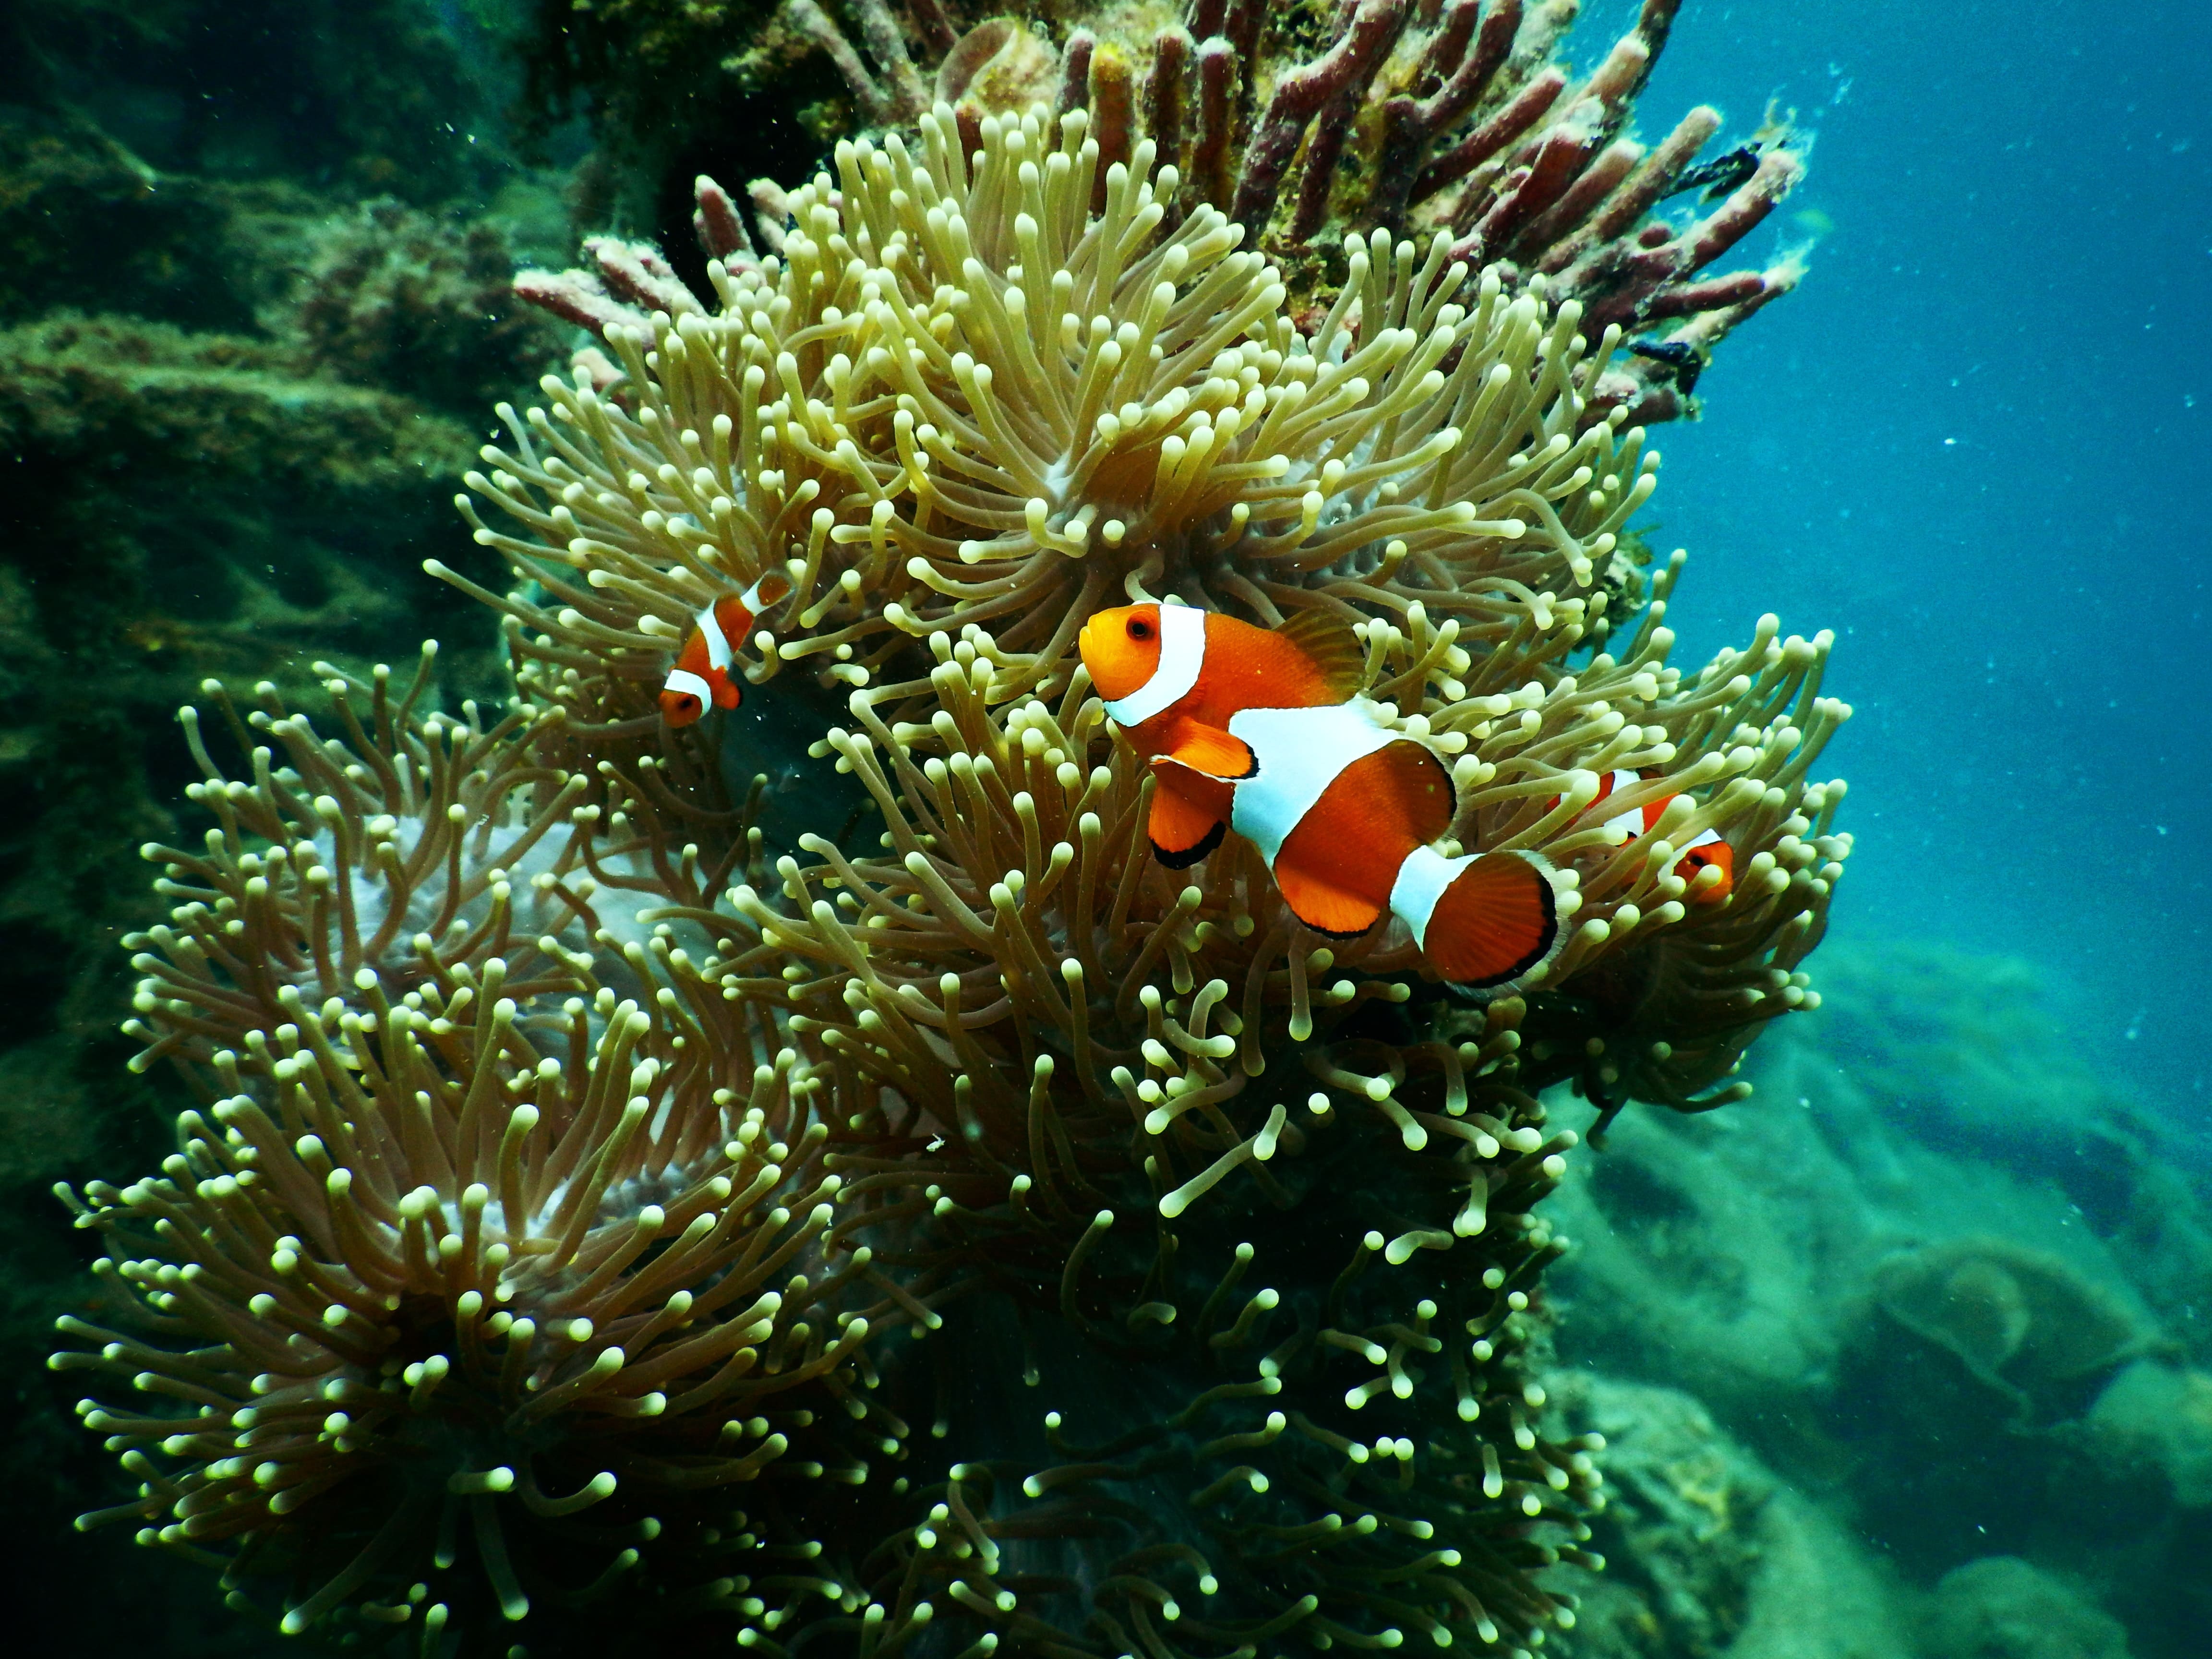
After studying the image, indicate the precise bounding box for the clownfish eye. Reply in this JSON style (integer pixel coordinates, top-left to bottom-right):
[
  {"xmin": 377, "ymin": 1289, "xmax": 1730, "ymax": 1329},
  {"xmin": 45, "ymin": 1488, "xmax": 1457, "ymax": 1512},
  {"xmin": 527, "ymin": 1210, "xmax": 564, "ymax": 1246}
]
[{"xmin": 1127, "ymin": 617, "xmax": 1154, "ymax": 641}]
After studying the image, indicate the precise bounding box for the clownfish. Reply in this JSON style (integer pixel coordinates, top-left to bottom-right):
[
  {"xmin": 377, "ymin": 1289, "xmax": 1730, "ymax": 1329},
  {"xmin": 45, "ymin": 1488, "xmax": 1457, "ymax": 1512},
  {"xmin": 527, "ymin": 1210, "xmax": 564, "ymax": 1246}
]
[
  {"xmin": 658, "ymin": 572, "xmax": 792, "ymax": 727},
  {"xmin": 1567, "ymin": 769, "xmax": 1735, "ymax": 902},
  {"xmin": 1079, "ymin": 601, "xmax": 1562, "ymax": 990}
]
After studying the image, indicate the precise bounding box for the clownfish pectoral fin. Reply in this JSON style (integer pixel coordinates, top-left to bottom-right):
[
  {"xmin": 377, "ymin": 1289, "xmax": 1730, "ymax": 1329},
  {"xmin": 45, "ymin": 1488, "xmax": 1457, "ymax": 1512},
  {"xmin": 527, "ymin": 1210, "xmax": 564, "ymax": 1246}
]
[
  {"xmin": 1407, "ymin": 849, "xmax": 1561, "ymax": 989},
  {"xmin": 1160, "ymin": 720, "xmax": 1258, "ymax": 781},
  {"xmin": 1274, "ymin": 606, "xmax": 1369, "ymax": 703},
  {"xmin": 1147, "ymin": 768, "xmax": 1232, "ymax": 866},
  {"xmin": 712, "ymin": 671, "xmax": 744, "ymax": 709}
]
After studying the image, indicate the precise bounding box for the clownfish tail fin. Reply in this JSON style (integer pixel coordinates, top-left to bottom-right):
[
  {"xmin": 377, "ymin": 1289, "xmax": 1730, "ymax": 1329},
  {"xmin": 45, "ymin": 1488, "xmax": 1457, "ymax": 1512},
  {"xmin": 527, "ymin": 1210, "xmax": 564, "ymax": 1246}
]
[{"xmin": 1392, "ymin": 846, "xmax": 1561, "ymax": 990}]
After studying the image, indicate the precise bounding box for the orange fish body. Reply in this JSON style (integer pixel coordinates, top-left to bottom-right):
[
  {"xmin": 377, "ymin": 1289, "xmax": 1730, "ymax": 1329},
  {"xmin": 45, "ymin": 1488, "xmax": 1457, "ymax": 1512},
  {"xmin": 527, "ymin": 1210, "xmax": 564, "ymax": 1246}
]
[
  {"xmin": 658, "ymin": 572, "xmax": 790, "ymax": 727},
  {"xmin": 1571, "ymin": 769, "xmax": 1735, "ymax": 902},
  {"xmin": 1079, "ymin": 602, "xmax": 1560, "ymax": 990}
]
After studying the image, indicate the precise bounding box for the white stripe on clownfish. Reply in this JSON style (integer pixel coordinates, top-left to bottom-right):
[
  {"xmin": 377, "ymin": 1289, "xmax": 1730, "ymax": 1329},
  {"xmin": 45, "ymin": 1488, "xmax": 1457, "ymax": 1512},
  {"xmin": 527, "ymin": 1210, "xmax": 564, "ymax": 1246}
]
[
  {"xmin": 1391, "ymin": 844, "xmax": 1475, "ymax": 948},
  {"xmin": 1103, "ymin": 601, "xmax": 1206, "ymax": 727},
  {"xmin": 664, "ymin": 667, "xmax": 716, "ymax": 709},
  {"xmin": 1225, "ymin": 700, "xmax": 1511, "ymax": 955},
  {"xmin": 1226, "ymin": 702, "xmax": 1398, "ymax": 866},
  {"xmin": 1591, "ymin": 770, "xmax": 1726, "ymax": 855},
  {"xmin": 693, "ymin": 601, "xmax": 736, "ymax": 673},
  {"xmin": 1598, "ymin": 769, "xmax": 1647, "ymax": 842}
]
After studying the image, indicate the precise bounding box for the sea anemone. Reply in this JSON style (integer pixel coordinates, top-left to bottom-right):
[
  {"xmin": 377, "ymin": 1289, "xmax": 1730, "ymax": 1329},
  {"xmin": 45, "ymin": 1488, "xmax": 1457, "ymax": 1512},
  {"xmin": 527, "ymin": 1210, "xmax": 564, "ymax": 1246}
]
[
  {"xmin": 456, "ymin": 108, "xmax": 1671, "ymax": 739},
  {"xmin": 517, "ymin": 0, "xmax": 1805, "ymax": 425},
  {"xmin": 59, "ymin": 908, "xmax": 920, "ymax": 1643},
  {"xmin": 59, "ymin": 13, "xmax": 1847, "ymax": 1654}
]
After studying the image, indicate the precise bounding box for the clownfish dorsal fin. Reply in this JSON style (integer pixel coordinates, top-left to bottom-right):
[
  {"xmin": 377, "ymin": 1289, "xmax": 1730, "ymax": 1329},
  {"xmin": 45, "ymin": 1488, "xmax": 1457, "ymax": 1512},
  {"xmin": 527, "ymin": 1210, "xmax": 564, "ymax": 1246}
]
[
  {"xmin": 1158, "ymin": 719, "xmax": 1258, "ymax": 781},
  {"xmin": 1274, "ymin": 606, "xmax": 1368, "ymax": 703}
]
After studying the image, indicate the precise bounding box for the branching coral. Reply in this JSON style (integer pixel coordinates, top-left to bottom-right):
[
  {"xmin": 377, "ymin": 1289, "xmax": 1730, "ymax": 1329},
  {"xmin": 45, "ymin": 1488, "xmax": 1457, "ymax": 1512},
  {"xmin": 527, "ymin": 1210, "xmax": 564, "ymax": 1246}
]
[
  {"xmin": 58, "ymin": 11, "xmax": 1849, "ymax": 1654},
  {"xmin": 521, "ymin": 0, "xmax": 1804, "ymax": 426}
]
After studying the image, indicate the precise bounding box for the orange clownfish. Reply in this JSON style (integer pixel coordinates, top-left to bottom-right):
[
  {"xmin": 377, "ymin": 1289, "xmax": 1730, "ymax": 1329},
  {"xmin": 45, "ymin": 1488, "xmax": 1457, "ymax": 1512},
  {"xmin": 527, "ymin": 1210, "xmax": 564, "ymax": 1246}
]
[
  {"xmin": 658, "ymin": 572, "xmax": 792, "ymax": 727},
  {"xmin": 1567, "ymin": 769, "xmax": 1735, "ymax": 902},
  {"xmin": 1078, "ymin": 601, "xmax": 1562, "ymax": 990}
]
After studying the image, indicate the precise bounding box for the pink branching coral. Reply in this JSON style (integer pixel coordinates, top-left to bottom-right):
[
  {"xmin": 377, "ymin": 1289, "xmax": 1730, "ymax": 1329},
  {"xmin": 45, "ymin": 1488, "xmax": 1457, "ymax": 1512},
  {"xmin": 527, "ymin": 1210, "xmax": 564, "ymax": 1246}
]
[{"xmin": 523, "ymin": 0, "xmax": 1805, "ymax": 426}]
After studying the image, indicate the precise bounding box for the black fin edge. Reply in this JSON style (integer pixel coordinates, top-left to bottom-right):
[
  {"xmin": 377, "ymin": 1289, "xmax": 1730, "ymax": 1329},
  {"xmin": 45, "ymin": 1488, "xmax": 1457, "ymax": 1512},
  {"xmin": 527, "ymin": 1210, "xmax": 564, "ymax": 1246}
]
[
  {"xmin": 1151, "ymin": 819, "xmax": 1226, "ymax": 869},
  {"xmin": 1450, "ymin": 851, "xmax": 1562, "ymax": 991}
]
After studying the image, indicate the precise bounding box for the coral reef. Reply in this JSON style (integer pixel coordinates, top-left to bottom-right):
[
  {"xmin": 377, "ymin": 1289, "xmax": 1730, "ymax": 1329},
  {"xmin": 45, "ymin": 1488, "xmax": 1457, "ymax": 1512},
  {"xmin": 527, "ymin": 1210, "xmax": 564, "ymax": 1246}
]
[
  {"xmin": 0, "ymin": 4, "xmax": 585, "ymax": 1651},
  {"xmin": 1919, "ymin": 1558, "xmax": 2131, "ymax": 1659},
  {"xmin": 52, "ymin": 24, "xmax": 1848, "ymax": 1646},
  {"xmin": 518, "ymin": 0, "xmax": 1808, "ymax": 428},
  {"xmin": 1868, "ymin": 1236, "xmax": 2163, "ymax": 1431},
  {"xmin": 1543, "ymin": 938, "xmax": 2212, "ymax": 1659},
  {"xmin": 2086, "ymin": 1360, "xmax": 2212, "ymax": 1511},
  {"xmin": 1553, "ymin": 1373, "xmax": 1912, "ymax": 1659}
]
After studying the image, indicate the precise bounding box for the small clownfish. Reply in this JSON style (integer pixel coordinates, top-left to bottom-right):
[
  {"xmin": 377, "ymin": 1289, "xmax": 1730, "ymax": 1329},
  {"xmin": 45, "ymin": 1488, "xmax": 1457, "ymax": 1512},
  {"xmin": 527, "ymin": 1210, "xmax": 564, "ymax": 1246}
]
[
  {"xmin": 658, "ymin": 572, "xmax": 793, "ymax": 727},
  {"xmin": 1568, "ymin": 769, "xmax": 1735, "ymax": 902},
  {"xmin": 1079, "ymin": 601, "xmax": 1562, "ymax": 990}
]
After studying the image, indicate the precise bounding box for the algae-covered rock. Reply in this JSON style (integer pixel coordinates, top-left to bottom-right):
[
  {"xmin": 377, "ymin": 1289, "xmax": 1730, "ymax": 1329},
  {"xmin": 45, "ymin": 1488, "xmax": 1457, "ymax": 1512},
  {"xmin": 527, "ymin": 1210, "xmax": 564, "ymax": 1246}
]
[
  {"xmin": 1560, "ymin": 1377, "xmax": 1774, "ymax": 1658},
  {"xmin": 1546, "ymin": 1097, "xmax": 1862, "ymax": 1420},
  {"xmin": 1871, "ymin": 1236, "xmax": 2162, "ymax": 1429},
  {"xmin": 1, "ymin": 12, "xmax": 567, "ymax": 1648},
  {"xmin": 1920, "ymin": 1557, "xmax": 2130, "ymax": 1659},
  {"xmin": 2086, "ymin": 1359, "xmax": 2212, "ymax": 1508},
  {"xmin": 1556, "ymin": 1374, "xmax": 1913, "ymax": 1659},
  {"xmin": 278, "ymin": 197, "xmax": 567, "ymax": 409},
  {"xmin": 1546, "ymin": 938, "xmax": 2212, "ymax": 1659}
]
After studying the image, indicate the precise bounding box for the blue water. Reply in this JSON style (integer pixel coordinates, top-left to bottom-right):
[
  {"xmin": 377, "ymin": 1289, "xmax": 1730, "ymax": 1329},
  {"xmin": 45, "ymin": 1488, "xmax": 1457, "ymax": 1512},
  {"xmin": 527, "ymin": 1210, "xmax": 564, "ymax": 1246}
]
[{"xmin": 1574, "ymin": 0, "xmax": 2211, "ymax": 1118}]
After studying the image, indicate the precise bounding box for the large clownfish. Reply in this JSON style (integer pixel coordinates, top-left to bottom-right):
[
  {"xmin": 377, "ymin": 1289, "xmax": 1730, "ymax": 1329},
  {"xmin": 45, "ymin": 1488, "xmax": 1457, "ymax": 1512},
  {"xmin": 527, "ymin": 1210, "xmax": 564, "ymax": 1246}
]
[
  {"xmin": 1565, "ymin": 769, "xmax": 1735, "ymax": 902},
  {"xmin": 1078, "ymin": 601, "xmax": 1561, "ymax": 990},
  {"xmin": 658, "ymin": 572, "xmax": 792, "ymax": 727}
]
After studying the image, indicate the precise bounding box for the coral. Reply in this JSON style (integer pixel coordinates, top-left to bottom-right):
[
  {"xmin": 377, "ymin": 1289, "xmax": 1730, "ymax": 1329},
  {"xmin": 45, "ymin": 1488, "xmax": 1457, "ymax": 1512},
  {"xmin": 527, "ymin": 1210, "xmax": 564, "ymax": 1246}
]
[
  {"xmin": 1529, "ymin": 938, "xmax": 2212, "ymax": 1659},
  {"xmin": 1867, "ymin": 1235, "xmax": 2162, "ymax": 1431},
  {"xmin": 1919, "ymin": 1558, "xmax": 2132, "ymax": 1659},
  {"xmin": 2086, "ymin": 1360, "xmax": 2212, "ymax": 1511},
  {"xmin": 0, "ymin": 9, "xmax": 585, "ymax": 1645},
  {"xmin": 279, "ymin": 199, "xmax": 569, "ymax": 411},
  {"xmin": 551, "ymin": 0, "xmax": 1808, "ymax": 425},
  {"xmin": 1551, "ymin": 1375, "xmax": 1769, "ymax": 1658},
  {"xmin": 6, "ymin": 0, "xmax": 508, "ymax": 204},
  {"xmin": 54, "ymin": 13, "xmax": 1848, "ymax": 1658}
]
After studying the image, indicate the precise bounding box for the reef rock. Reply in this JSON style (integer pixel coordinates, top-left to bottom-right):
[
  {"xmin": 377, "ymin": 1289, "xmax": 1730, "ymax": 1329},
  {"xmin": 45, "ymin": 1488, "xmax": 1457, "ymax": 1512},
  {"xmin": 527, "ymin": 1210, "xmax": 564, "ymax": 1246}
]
[
  {"xmin": 1919, "ymin": 1557, "xmax": 2130, "ymax": 1659},
  {"xmin": 1870, "ymin": 1235, "xmax": 2160, "ymax": 1430},
  {"xmin": 1556, "ymin": 1375, "xmax": 1910, "ymax": 1659},
  {"xmin": 2086, "ymin": 1359, "xmax": 2212, "ymax": 1509}
]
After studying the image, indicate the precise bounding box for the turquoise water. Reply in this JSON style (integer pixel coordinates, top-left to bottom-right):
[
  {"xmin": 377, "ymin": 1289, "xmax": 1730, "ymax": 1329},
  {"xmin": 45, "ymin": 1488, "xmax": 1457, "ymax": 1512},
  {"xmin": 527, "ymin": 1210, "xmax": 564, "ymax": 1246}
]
[
  {"xmin": 3, "ymin": 2, "xmax": 2206, "ymax": 1655},
  {"xmin": 1616, "ymin": 0, "xmax": 2212, "ymax": 1114}
]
